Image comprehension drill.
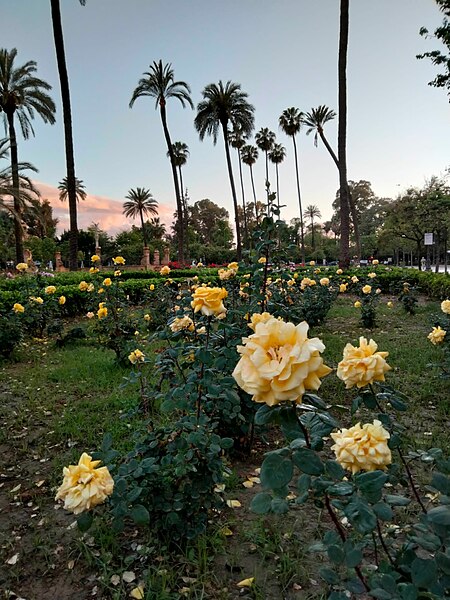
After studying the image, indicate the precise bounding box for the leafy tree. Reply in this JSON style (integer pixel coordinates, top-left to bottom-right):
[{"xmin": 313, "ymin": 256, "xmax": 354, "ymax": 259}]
[
  {"xmin": 269, "ymin": 142, "xmax": 286, "ymax": 213},
  {"xmin": 24, "ymin": 198, "xmax": 58, "ymax": 239},
  {"xmin": 241, "ymin": 144, "xmax": 260, "ymax": 223},
  {"xmin": 168, "ymin": 141, "xmax": 189, "ymax": 255},
  {"xmin": 130, "ymin": 60, "xmax": 193, "ymax": 262},
  {"xmin": 279, "ymin": 107, "xmax": 306, "ymax": 263},
  {"xmin": 228, "ymin": 127, "xmax": 249, "ymax": 248},
  {"xmin": 303, "ymin": 204, "xmax": 322, "ymax": 250},
  {"xmin": 417, "ymin": 0, "xmax": 450, "ymax": 102},
  {"xmin": 123, "ymin": 187, "xmax": 158, "ymax": 248},
  {"xmin": 194, "ymin": 81, "xmax": 255, "ymax": 260},
  {"xmin": 188, "ymin": 199, "xmax": 233, "ymax": 248},
  {"xmin": 0, "ymin": 48, "xmax": 56, "ymax": 262}
]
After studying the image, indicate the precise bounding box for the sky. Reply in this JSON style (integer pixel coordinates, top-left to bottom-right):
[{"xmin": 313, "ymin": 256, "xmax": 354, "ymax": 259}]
[{"xmin": 1, "ymin": 0, "xmax": 449, "ymax": 237}]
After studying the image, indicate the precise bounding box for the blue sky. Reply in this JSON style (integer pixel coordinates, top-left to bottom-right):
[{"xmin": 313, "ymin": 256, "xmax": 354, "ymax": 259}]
[{"xmin": 1, "ymin": 0, "xmax": 449, "ymax": 234}]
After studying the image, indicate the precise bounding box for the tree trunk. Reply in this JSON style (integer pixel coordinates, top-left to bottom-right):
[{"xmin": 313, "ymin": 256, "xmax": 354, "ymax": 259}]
[
  {"xmin": 6, "ymin": 112, "xmax": 24, "ymax": 263},
  {"xmin": 222, "ymin": 123, "xmax": 242, "ymax": 260},
  {"xmin": 275, "ymin": 163, "xmax": 280, "ymax": 213},
  {"xmin": 311, "ymin": 217, "xmax": 315, "ymax": 250},
  {"xmin": 435, "ymin": 232, "xmax": 440, "ymax": 273},
  {"xmin": 292, "ymin": 136, "xmax": 305, "ymax": 264},
  {"xmin": 250, "ymin": 164, "xmax": 259, "ymax": 223},
  {"xmin": 237, "ymin": 148, "xmax": 249, "ymax": 249},
  {"xmin": 50, "ymin": 0, "xmax": 79, "ymax": 270},
  {"xmin": 139, "ymin": 208, "xmax": 148, "ymax": 247},
  {"xmin": 159, "ymin": 101, "xmax": 184, "ymax": 262},
  {"xmin": 178, "ymin": 165, "xmax": 189, "ymax": 258},
  {"xmin": 264, "ymin": 150, "xmax": 270, "ymax": 213},
  {"xmin": 338, "ymin": 0, "xmax": 350, "ymax": 268}
]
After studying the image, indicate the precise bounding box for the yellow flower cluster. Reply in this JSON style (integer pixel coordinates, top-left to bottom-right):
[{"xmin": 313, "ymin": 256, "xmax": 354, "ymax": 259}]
[
  {"xmin": 368, "ymin": 272, "xmax": 377, "ymax": 279},
  {"xmin": 45, "ymin": 285, "xmax": 57, "ymax": 295},
  {"xmin": 128, "ymin": 349, "xmax": 145, "ymax": 364},
  {"xmin": 218, "ymin": 268, "xmax": 236, "ymax": 281},
  {"xmin": 300, "ymin": 277, "xmax": 317, "ymax": 290},
  {"xmin": 30, "ymin": 296, "xmax": 44, "ymax": 304},
  {"xmin": 97, "ymin": 306, "xmax": 108, "ymax": 319},
  {"xmin": 337, "ymin": 337, "xmax": 391, "ymax": 389},
  {"xmin": 248, "ymin": 311, "xmax": 273, "ymax": 331},
  {"xmin": 441, "ymin": 300, "xmax": 450, "ymax": 314},
  {"xmin": 170, "ymin": 315, "xmax": 195, "ymax": 332},
  {"xmin": 16, "ymin": 262, "xmax": 28, "ymax": 272},
  {"xmin": 91, "ymin": 254, "xmax": 100, "ymax": 263},
  {"xmin": 113, "ymin": 256, "xmax": 125, "ymax": 265},
  {"xmin": 191, "ymin": 285, "xmax": 227, "ymax": 317},
  {"xmin": 331, "ymin": 420, "xmax": 392, "ymax": 474},
  {"xmin": 13, "ymin": 303, "xmax": 25, "ymax": 313},
  {"xmin": 228, "ymin": 262, "xmax": 239, "ymax": 270},
  {"xmin": 428, "ymin": 326, "xmax": 446, "ymax": 345},
  {"xmin": 79, "ymin": 281, "xmax": 89, "ymax": 291},
  {"xmin": 160, "ymin": 265, "xmax": 171, "ymax": 276},
  {"xmin": 55, "ymin": 452, "xmax": 114, "ymax": 514},
  {"xmin": 90, "ymin": 267, "xmax": 99, "ymax": 274},
  {"xmin": 233, "ymin": 316, "xmax": 332, "ymax": 406}
]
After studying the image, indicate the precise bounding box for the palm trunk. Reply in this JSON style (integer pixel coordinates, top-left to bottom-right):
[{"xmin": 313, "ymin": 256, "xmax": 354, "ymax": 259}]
[
  {"xmin": 50, "ymin": 0, "xmax": 79, "ymax": 271},
  {"xmin": 159, "ymin": 101, "xmax": 184, "ymax": 262},
  {"xmin": 311, "ymin": 217, "xmax": 315, "ymax": 250},
  {"xmin": 139, "ymin": 208, "xmax": 148, "ymax": 247},
  {"xmin": 249, "ymin": 164, "xmax": 259, "ymax": 223},
  {"xmin": 265, "ymin": 150, "xmax": 270, "ymax": 212},
  {"xmin": 338, "ymin": 0, "xmax": 350, "ymax": 269},
  {"xmin": 237, "ymin": 148, "xmax": 249, "ymax": 249},
  {"xmin": 292, "ymin": 136, "xmax": 305, "ymax": 264},
  {"xmin": 222, "ymin": 123, "xmax": 242, "ymax": 260},
  {"xmin": 178, "ymin": 165, "xmax": 189, "ymax": 258},
  {"xmin": 6, "ymin": 112, "xmax": 24, "ymax": 263},
  {"xmin": 275, "ymin": 163, "xmax": 280, "ymax": 213}
]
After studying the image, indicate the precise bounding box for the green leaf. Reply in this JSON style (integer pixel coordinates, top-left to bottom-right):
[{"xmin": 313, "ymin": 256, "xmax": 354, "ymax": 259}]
[
  {"xmin": 127, "ymin": 487, "xmax": 142, "ymax": 503},
  {"xmin": 297, "ymin": 473, "xmax": 311, "ymax": 495},
  {"xmin": 344, "ymin": 499, "xmax": 377, "ymax": 534},
  {"xmin": 398, "ymin": 583, "xmax": 417, "ymax": 600},
  {"xmin": 431, "ymin": 472, "xmax": 450, "ymax": 495},
  {"xmin": 389, "ymin": 396, "xmax": 408, "ymax": 411},
  {"xmin": 385, "ymin": 494, "xmax": 411, "ymax": 506},
  {"xmin": 355, "ymin": 470, "xmax": 387, "ymax": 503},
  {"xmin": 302, "ymin": 393, "xmax": 327, "ymax": 410},
  {"xmin": 220, "ymin": 437, "xmax": 234, "ymax": 449},
  {"xmin": 250, "ymin": 492, "xmax": 272, "ymax": 515},
  {"xmin": 370, "ymin": 589, "xmax": 393, "ymax": 599},
  {"xmin": 77, "ymin": 511, "xmax": 93, "ymax": 532},
  {"xmin": 292, "ymin": 448, "xmax": 324, "ymax": 475},
  {"xmin": 411, "ymin": 557, "xmax": 437, "ymax": 587},
  {"xmin": 373, "ymin": 501, "xmax": 393, "ymax": 521},
  {"xmin": 427, "ymin": 505, "xmax": 450, "ymax": 526},
  {"xmin": 260, "ymin": 453, "xmax": 294, "ymax": 490},
  {"xmin": 436, "ymin": 551, "xmax": 450, "ymax": 575},
  {"xmin": 130, "ymin": 504, "xmax": 150, "ymax": 525},
  {"xmin": 271, "ymin": 497, "xmax": 289, "ymax": 514},
  {"xmin": 101, "ymin": 432, "xmax": 113, "ymax": 452},
  {"xmin": 254, "ymin": 404, "xmax": 280, "ymax": 425},
  {"xmin": 327, "ymin": 544, "xmax": 345, "ymax": 565},
  {"xmin": 328, "ymin": 481, "xmax": 354, "ymax": 496},
  {"xmin": 325, "ymin": 460, "xmax": 345, "ymax": 480},
  {"xmin": 319, "ymin": 566, "xmax": 340, "ymax": 585}
]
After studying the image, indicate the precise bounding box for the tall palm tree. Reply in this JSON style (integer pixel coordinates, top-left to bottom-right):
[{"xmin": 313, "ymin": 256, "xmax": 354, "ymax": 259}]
[
  {"xmin": 87, "ymin": 222, "xmax": 101, "ymax": 248},
  {"xmin": 279, "ymin": 107, "xmax": 306, "ymax": 263},
  {"xmin": 58, "ymin": 176, "xmax": 87, "ymax": 203},
  {"xmin": 255, "ymin": 127, "xmax": 276, "ymax": 210},
  {"xmin": 338, "ymin": 0, "xmax": 351, "ymax": 267},
  {"xmin": 129, "ymin": 60, "xmax": 193, "ymax": 262},
  {"xmin": 269, "ymin": 143, "xmax": 286, "ymax": 214},
  {"xmin": 167, "ymin": 141, "xmax": 189, "ymax": 255},
  {"xmin": 0, "ymin": 48, "xmax": 56, "ymax": 263},
  {"xmin": 50, "ymin": 0, "xmax": 86, "ymax": 271},
  {"xmin": 228, "ymin": 127, "xmax": 249, "ymax": 248},
  {"xmin": 303, "ymin": 204, "xmax": 322, "ymax": 250},
  {"xmin": 194, "ymin": 81, "xmax": 254, "ymax": 260},
  {"xmin": 240, "ymin": 144, "xmax": 259, "ymax": 224},
  {"xmin": 304, "ymin": 105, "xmax": 360, "ymax": 260},
  {"xmin": 123, "ymin": 187, "xmax": 158, "ymax": 248}
]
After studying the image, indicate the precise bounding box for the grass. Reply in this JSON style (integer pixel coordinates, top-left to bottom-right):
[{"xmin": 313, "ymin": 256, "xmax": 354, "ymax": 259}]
[{"xmin": 0, "ymin": 295, "xmax": 448, "ymax": 599}]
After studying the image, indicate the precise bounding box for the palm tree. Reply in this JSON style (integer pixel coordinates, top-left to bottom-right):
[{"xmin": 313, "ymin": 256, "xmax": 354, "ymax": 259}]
[
  {"xmin": 167, "ymin": 141, "xmax": 189, "ymax": 255},
  {"xmin": 303, "ymin": 204, "xmax": 322, "ymax": 250},
  {"xmin": 279, "ymin": 107, "xmax": 306, "ymax": 263},
  {"xmin": 129, "ymin": 60, "xmax": 193, "ymax": 262},
  {"xmin": 0, "ymin": 48, "xmax": 56, "ymax": 263},
  {"xmin": 241, "ymin": 144, "xmax": 259, "ymax": 224},
  {"xmin": 269, "ymin": 143, "xmax": 286, "ymax": 214},
  {"xmin": 304, "ymin": 105, "xmax": 360, "ymax": 260},
  {"xmin": 58, "ymin": 176, "xmax": 87, "ymax": 203},
  {"xmin": 123, "ymin": 187, "xmax": 158, "ymax": 248},
  {"xmin": 87, "ymin": 222, "xmax": 101, "ymax": 248},
  {"xmin": 255, "ymin": 127, "xmax": 276, "ymax": 210},
  {"xmin": 338, "ymin": 0, "xmax": 351, "ymax": 267},
  {"xmin": 50, "ymin": 0, "xmax": 86, "ymax": 271},
  {"xmin": 194, "ymin": 81, "xmax": 255, "ymax": 260},
  {"xmin": 228, "ymin": 127, "xmax": 249, "ymax": 247}
]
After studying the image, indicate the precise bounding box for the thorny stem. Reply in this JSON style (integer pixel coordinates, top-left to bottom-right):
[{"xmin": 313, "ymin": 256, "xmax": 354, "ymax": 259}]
[
  {"xmin": 196, "ymin": 316, "xmax": 212, "ymax": 421},
  {"xmin": 325, "ymin": 495, "xmax": 369, "ymax": 591},
  {"xmin": 376, "ymin": 519, "xmax": 395, "ymax": 567},
  {"xmin": 371, "ymin": 531, "xmax": 379, "ymax": 567},
  {"xmin": 296, "ymin": 412, "xmax": 311, "ymax": 448},
  {"xmin": 166, "ymin": 338, "xmax": 187, "ymax": 384}
]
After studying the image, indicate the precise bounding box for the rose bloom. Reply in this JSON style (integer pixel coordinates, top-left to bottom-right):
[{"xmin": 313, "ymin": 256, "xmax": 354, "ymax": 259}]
[
  {"xmin": 387, "ymin": 301, "xmax": 393, "ymax": 308},
  {"xmin": 351, "ymin": 276, "xmax": 359, "ymax": 283},
  {"xmin": 320, "ymin": 277, "xmax": 330, "ymax": 286},
  {"xmin": 309, "ymin": 261, "xmax": 315, "ymax": 266},
  {"xmin": 98, "ymin": 287, "xmax": 104, "ymax": 294},
  {"xmin": 45, "ymin": 285, "xmax": 57, "ymax": 295},
  {"xmin": 368, "ymin": 272, "xmax": 377, "ymax": 279},
  {"xmin": 129, "ymin": 349, "xmax": 145, "ymax": 364},
  {"xmin": 191, "ymin": 285, "xmax": 227, "ymax": 317},
  {"xmin": 287, "ymin": 279, "xmax": 296, "ymax": 287},
  {"xmin": 144, "ymin": 313, "xmax": 151, "ymax": 322},
  {"xmin": 16, "ymin": 262, "xmax": 28, "ymax": 272},
  {"xmin": 248, "ymin": 311, "xmax": 273, "ymax": 331},
  {"xmin": 441, "ymin": 300, "xmax": 450, "ymax": 315},
  {"xmin": 30, "ymin": 296, "xmax": 44, "ymax": 304},
  {"xmin": 372, "ymin": 259, "xmax": 379, "ymax": 266},
  {"xmin": 428, "ymin": 326, "xmax": 447, "ymax": 345},
  {"xmin": 113, "ymin": 256, "xmax": 125, "ymax": 265},
  {"xmin": 114, "ymin": 270, "xmax": 121, "ymax": 277},
  {"xmin": 55, "ymin": 452, "xmax": 114, "ymax": 515},
  {"xmin": 79, "ymin": 281, "xmax": 89, "ymax": 291},
  {"xmin": 339, "ymin": 283, "xmax": 348, "ymax": 293},
  {"xmin": 258, "ymin": 256, "xmax": 267, "ymax": 264},
  {"xmin": 197, "ymin": 326, "xmax": 206, "ymax": 335},
  {"xmin": 233, "ymin": 317, "xmax": 332, "ymax": 406},
  {"xmin": 89, "ymin": 267, "xmax": 99, "ymax": 274},
  {"xmin": 149, "ymin": 284, "xmax": 155, "ymax": 291},
  {"xmin": 300, "ymin": 277, "xmax": 314, "ymax": 290},
  {"xmin": 170, "ymin": 315, "xmax": 195, "ymax": 332},
  {"xmin": 13, "ymin": 303, "xmax": 25, "ymax": 313},
  {"xmin": 337, "ymin": 337, "xmax": 391, "ymax": 389},
  {"xmin": 228, "ymin": 261, "xmax": 239, "ymax": 270},
  {"xmin": 354, "ymin": 301, "xmax": 361, "ymax": 308},
  {"xmin": 160, "ymin": 265, "xmax": 171, "ymax": 276},
  {"xmin": 362, "ymin": 285, "xmax": 372, "ymax": 294},
  {"xmin": 197, "ymin": 262, "xmax": 204, "ymax": 267},
  {"xmin": 336, "ymin": 269, "xmax": 343, "ymax": 275},
  {"xmin": 331, "ymin": 420, "xmax": 392, "ymax": 474},
  {"xmin": 97, "ymin": 306, "xmax": 108, "ymax": 319},
  {"xmin": 91, "ymin": 254, "xmax": 100, "ymax": 263},
  {"xmin": 59, "ymin": 296, "xmax": 66, "ymax": 305},
  {"xmin": 98, "ymin": 302, "xmax": 106, "ymax": 308},
  {"xmin": 103, "ymin": 278, "xmax": 112, "ymax": 287},
  {"xmin": 86, "ymin": 311, "xmax": 95, "ymax": 319},
  {"xmin": 219, "ymin": 268, "xmax": 235, "ymax": 280},
  {"xmin": 87, "ymin": 283, "xmax": 95, "ymax": 292}
]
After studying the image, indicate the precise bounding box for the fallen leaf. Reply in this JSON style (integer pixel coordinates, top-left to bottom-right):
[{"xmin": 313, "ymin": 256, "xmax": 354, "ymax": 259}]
[
  {"xmin": 236, "ymin": 577, "xmax": 255, "ymax": 588},
  {"xmin": 68, "ymin": 560, "xmax": 75, "ymax": 570},
  {"xmin": 6, "ymin": 553, "xmax": 19, "ymax": 565},
  {"xmin": 122, "ymin": 571, "xmax": 136, "ymax": 583},
  {"xmin": 214, "ymin": 484, "xmax": 225, "ymax": 493},
  {"xmin": 242, "ymin": 481, "xmax": 254, "ymax": 488},
  {"xmin": 130, "ymin": 585, "xmax": 145, "ymax": 599},
  {"xmin": 220, "ymin": 526, "xmax": 233, "ymax": 536},
  {"xmin": 248, "ymin": 477, "xmax": 260, "ymax": 484},
  {"xmin": 35, "ymin": 480, "xmax": 45, "ymax": 488},
  {"xmin": 226, "ymin": 500, "xmax": 241, "ymax": 508},
  {"xmin": 10, "ymin": 484, "xmax": 21, "ymax": 494}
]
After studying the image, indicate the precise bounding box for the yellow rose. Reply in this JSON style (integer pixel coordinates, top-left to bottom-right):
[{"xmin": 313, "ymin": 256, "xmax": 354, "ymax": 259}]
[
  {"xmin": 287, "ymin": 279, "xmax": 296, "ymax": 287},
  {"xmin": 428, "ymin": 326, "xmax": 447, "ymax": 345},
  {"xmin": 228, "ymin": 262, "xmax": 239, "ymax": 270},
  {"xmin": 98, "ymin": 302, "xmax": 106, "ymax": 308},
  {"xmin": 16, "ymin": 262, "xmax": 28, "ymax": 272},
  {"xmin": 336, "ymin": 269, "xmax": 343, "ymax": 275},
  {"xmin": 45, "ymin": 285, "xmax": 57, "ymax": 295},
  {"xmin": 149, "ymin": 284, "xmax": 155, "ymax": 291},
  {"xmin": 98, "ymin": 288, "xmax": 104, "ymax": 294},
  {"xmin": 293, "ymin": 272, "xmax": 299, "ymax": 279},
  {"xmin": 59, "ymin": 296, "xmax": 66, "ymax": 305},
  {"xmin": 372, "ymin": 259, "xmax": 379, "ymax": 266},
  {"xmin": 441, "ymin": 300, "xmax": 450, "ymax": 315},
  {"xmin": 89, "ymin": 267, "xmax": 99, "ymax": 274},
  {"xmin": 362, "ymin": 285, "xmax": 372, "ymax": 294},
  {"xmin": 309, "ymin": 261, "xmax": 315, "ymax": 266},
  {"xmin": 248, "ymin": 312, "xmax": 273, "ymax": 331},
  {"xmin": 13, "ymin": 303, "xmax": 25, "ymax": 313},
  {"xmin": 368, "ymin": 272, "xmax": 376, "ymax": 279},
  {"xmin": 351, "ymin": 276, "xmax": 359, "ymax": 283},
  {"xmin": 258, "ymin": 257, "xmax": 266, "ymax": 264},
  {"xmin": 91, "ymin": 254, "xmax": 100, "ymax": 263},
  {"xmin": 97, "ymin": 306, "xmax": 108, "ymax": 319},
  {"xmin": 87, "ymin": 283, "xmax": 95, "ymax": 292},
  {"xmin": 144, "ymin": 313, "xmax": 151, "ymax": 322},
  {"xmin": 337, "ymin": 337, "xmax": 391, "ymax": 389},
  {"xmin": 114, "ymin": 270, "xmax": 121, "ymax": 277},
  {"xmin": 354, "ymin": 301, "xmax": 361, "ymax": 308},
  {"xmin": 30, "ymin": 296, "xmax": 44, "ymax": 304},
  {"xmin": 331, "ymin": 420, "xmax": 392, "ymax": 474},
  {"xmin": 300, "ymin": 277, "xmax": 313, "ymax": 290},
  {"xmin": 55, "ymin": 452, "xmax": 114, "ymax": 514},
  {"xmin": 103, "ymin": 278, "xmax": 112, "ymax": 287},
  {"xmin": 79, "ymin": 281, "xmax": 89, "ymax": 291},
  {"xmin": 233, "ymin": 317, "xmax": 332, "ymax": 406},
  {"xmin": 191, "ymin": 286, "xmax": 227, "ymax": 317},
  {"xmin": 170, "ymin": 315, "xmax": 195, "ymax": 333},
  {"xmin": 113, "ymin": 256, "xmax": 125, "ymax": 265},
  {"xmin": 219, "ymin": 268, "xmax": 235, "ymax": 280},
  {"xmin": 197, "ymin": 262, "xmax": 204, "ymax": 267},
  {"xmin": 314, "ymin": 268, "xmax": 321, "ymax": 274},
  {"xmin": 387, "ymin": 301, "xmax": 393, "ymax": 308},
  {"xmin": 320, "ymin": 277, "xmax": 330, "ymax": 286},
  {"xmin": 128, "ymin": 349, "xmax": 145, "ymax": 364},
  {"xmin": 339, "ymin": 283, "xmax": 347, "ymax": 293},
  {"xmin": 160, "ymin": 265, "xmax": 171, "ymax": 276}
]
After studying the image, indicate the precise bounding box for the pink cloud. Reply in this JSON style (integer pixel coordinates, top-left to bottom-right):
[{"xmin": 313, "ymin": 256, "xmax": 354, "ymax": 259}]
[{"xmin": 34, "ymin": 181, "xmax": 175, "ymax": 237}]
